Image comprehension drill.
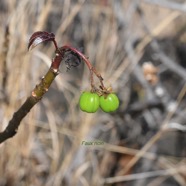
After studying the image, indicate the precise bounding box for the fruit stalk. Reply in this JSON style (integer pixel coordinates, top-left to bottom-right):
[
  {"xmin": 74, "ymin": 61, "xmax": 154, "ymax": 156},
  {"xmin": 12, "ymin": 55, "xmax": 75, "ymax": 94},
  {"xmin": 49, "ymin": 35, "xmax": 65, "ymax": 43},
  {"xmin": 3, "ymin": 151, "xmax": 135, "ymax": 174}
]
[{"xmin": 60, "ymin": 45, "xmax": 106, "ymax": 91}]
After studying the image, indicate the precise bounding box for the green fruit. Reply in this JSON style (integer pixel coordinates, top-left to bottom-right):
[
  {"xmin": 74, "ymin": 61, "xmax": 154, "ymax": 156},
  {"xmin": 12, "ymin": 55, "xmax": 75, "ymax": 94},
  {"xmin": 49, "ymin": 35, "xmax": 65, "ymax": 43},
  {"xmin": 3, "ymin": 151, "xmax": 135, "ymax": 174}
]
[
  {"xmin": 99, "ymin": 94, "xmax": 119, "ymax": 112},
  {"xmin": 79, "ymin": 92, "xmax": 99, "ymax": 113}
]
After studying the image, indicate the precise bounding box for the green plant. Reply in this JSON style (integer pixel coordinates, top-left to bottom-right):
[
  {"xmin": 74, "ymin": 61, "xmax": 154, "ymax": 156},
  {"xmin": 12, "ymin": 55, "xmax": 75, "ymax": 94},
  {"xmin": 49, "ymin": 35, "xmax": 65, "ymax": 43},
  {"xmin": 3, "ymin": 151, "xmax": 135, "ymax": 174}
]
[{"xmin": 0, "ymin": 31, "xmax": 119, "ymax": 143}]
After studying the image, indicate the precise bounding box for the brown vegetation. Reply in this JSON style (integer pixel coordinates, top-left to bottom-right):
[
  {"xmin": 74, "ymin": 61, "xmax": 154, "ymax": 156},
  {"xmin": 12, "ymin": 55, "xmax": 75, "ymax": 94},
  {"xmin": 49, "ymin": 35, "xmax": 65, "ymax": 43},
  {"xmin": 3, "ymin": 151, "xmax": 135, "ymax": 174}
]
[{"xmin": 0, "ymin": 0, "xmax": 186, "ymax": 186}]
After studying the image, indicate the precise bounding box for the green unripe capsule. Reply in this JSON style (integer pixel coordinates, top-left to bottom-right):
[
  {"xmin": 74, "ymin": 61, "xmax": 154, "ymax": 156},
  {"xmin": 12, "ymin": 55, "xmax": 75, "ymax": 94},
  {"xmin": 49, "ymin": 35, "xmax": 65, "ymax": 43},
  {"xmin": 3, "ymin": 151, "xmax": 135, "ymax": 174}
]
[
  {"xmin": 99, "ymin": 93, "xmax": 119, "ymax": 112},
  {"xmin": 79, "ymin": 92, "xmax": 99, "ymax": 113}
]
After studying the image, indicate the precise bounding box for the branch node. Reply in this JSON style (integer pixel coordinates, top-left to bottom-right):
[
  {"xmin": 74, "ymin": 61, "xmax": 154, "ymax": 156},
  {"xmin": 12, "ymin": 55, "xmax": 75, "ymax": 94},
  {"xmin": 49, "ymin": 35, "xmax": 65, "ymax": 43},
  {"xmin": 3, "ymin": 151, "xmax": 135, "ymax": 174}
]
[
  {"xmin": 52, "ymin": 68, "xmax": 59, "ymax": 75},
  {"xmin": 31, "ymin": 91, "xmax": 37, "ymax": 97}
]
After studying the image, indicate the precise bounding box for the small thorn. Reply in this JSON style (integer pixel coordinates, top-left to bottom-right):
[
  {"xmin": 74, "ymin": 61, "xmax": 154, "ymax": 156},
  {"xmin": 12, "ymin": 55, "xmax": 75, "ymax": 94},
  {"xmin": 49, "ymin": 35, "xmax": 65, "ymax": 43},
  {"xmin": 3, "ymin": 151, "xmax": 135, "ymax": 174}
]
[
  {"xmin": 32, "ymin": 91, "xmax": 37, "ymax": 97},
  {"xmin": 44, "ymin": 88, "xmax": 48, "ymax": 92},
  {"xmin": 52, "ymin": 68, "xmax": 59, "ymax": 74}
]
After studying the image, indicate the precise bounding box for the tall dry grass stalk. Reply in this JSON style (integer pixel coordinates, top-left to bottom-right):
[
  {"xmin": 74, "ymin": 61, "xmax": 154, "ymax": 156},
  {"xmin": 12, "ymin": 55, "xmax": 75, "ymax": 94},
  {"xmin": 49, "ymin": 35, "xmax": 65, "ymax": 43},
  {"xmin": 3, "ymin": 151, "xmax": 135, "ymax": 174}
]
[{"xmin": 0, "ymin": 0, "xmax": 186, "ymax": 186}]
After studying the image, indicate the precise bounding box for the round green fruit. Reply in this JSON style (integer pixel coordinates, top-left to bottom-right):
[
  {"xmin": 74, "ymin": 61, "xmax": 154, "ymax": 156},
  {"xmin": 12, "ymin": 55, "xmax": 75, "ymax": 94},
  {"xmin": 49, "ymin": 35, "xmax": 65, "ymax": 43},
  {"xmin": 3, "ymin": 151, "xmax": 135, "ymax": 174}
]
[
  {"xmin": 99, "ymin": 93, "xmax": 119, "ymax": 112},
  {"xmin": 79, "ymin": 92, "xmax": 99, "ymax": 113}
]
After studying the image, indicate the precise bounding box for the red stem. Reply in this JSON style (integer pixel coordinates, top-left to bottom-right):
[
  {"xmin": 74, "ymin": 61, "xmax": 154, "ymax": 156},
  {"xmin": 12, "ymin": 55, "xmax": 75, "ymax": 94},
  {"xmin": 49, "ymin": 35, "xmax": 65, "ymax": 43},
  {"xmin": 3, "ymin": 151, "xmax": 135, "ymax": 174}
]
[
  {"xmin": 59, "ymin": 45, "xmax": 106, "ymax": 90},
  {"xmin": 60, "ymin": 45, "xmax": 92, "ymax": 70},
  {"xmin": 50, "ymin": 50, "xmax": 63, "ymax": 70}
]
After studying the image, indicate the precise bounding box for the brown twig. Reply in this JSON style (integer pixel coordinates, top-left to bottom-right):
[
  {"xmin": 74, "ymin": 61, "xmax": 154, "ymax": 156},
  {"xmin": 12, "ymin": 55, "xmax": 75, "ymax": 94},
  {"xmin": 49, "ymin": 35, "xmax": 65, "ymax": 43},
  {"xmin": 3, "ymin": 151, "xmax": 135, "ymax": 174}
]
[
  {"xmin": 0, "ymin": 25, "xmax": 10, "ymax": 104},
  {"xmin": 0, "ymin": 51, "xmax": 63, "ymax": 144}
]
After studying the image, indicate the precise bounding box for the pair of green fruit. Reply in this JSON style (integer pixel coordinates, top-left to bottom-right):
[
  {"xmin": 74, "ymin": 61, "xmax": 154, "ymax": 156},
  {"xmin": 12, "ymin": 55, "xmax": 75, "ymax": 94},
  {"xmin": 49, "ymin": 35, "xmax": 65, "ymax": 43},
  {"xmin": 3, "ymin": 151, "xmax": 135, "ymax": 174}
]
[{"xmin": 79, "ymin": 92, "xmax": 119, "ymax": 113}]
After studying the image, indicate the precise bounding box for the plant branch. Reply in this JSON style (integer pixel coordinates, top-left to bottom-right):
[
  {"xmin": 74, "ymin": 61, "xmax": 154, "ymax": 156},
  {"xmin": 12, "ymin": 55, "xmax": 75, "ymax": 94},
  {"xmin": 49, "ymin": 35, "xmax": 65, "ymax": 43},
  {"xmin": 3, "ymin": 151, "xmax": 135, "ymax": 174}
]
[
  {"xmin": 0, "ymin": 51, "xmax": 63, "ymax": 144},
  {"xmin": 0, "ymin": 30, "xmax": 106, "ymax": 143}
]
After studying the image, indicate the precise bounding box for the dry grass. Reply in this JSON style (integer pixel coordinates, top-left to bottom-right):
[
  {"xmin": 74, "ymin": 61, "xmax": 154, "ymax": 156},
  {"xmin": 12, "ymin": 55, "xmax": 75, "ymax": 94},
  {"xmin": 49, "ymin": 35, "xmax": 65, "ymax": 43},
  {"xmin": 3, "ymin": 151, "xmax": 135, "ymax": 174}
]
[{"xmin": 0, "ymin": 0, "xmax": 186, "ymax": 186}]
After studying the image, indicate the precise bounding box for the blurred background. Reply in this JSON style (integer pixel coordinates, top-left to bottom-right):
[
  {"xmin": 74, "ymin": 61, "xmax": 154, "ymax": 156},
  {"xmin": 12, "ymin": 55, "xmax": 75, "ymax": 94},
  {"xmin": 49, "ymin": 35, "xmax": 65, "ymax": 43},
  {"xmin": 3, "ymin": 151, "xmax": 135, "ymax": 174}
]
[{"xmin": 0, "ymin": 0, "xmax": 186, "ymax": 185}]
